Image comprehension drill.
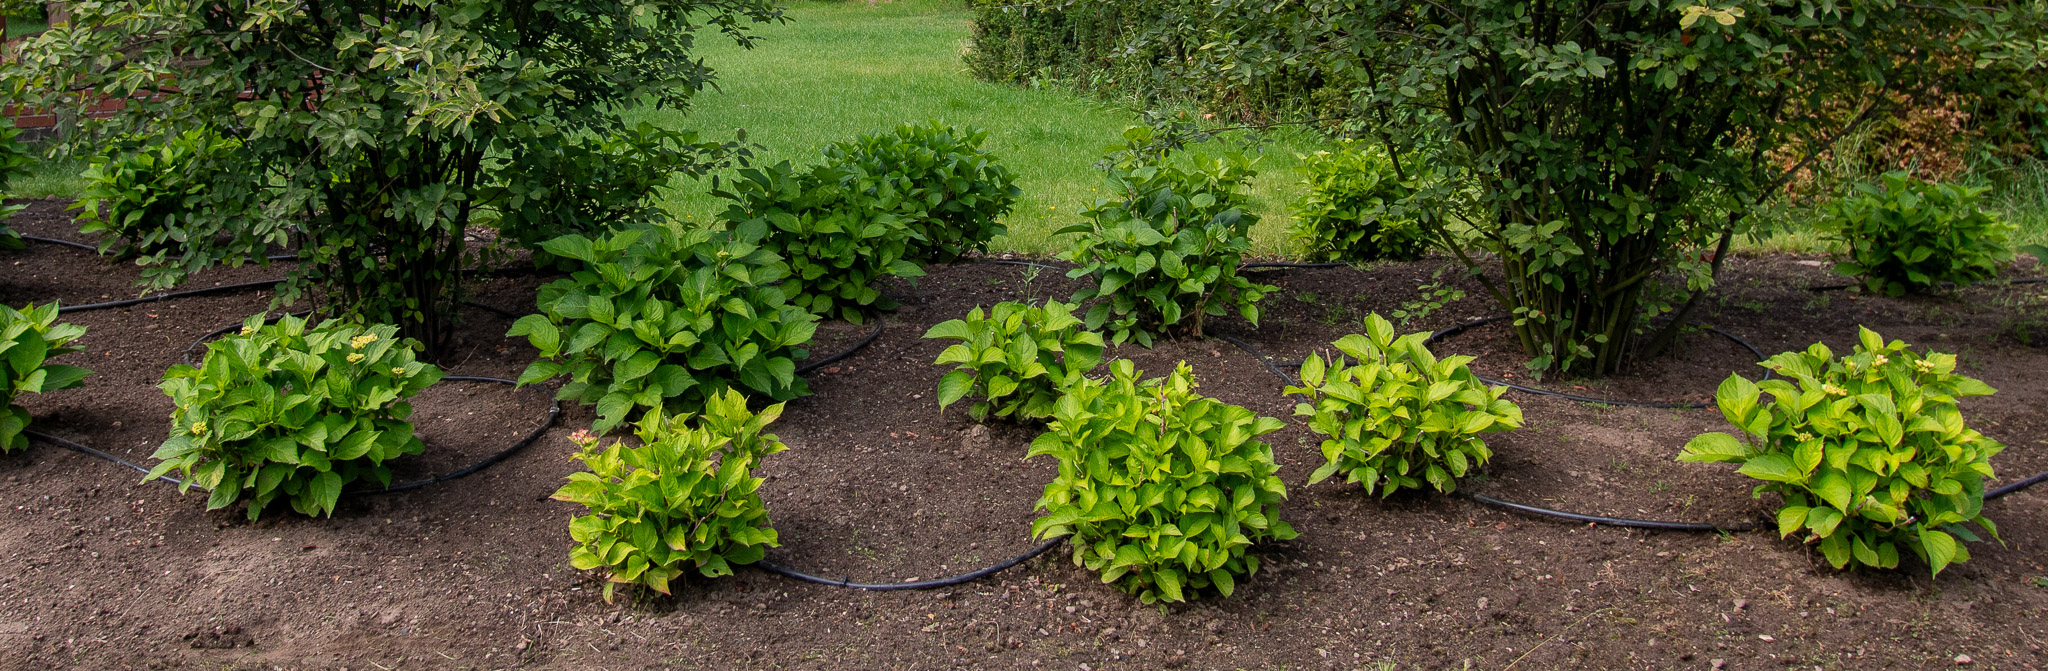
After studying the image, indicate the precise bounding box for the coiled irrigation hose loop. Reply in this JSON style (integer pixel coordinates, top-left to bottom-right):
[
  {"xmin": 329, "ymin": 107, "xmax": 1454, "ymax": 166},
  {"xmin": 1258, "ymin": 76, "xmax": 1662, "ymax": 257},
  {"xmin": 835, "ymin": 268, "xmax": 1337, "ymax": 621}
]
[
  {"xmin": 17, "ymin": 234, "xmax": 100, "ymax": 253},
  {"xmin": 22, "ymin": 428, "xmax": 187, "ymax": 486},
  {"xmin": 1461, "ymin": 492, "xmax": 1759, "ymax": 532},
  {"xmin": 754, "ymin": 535, "xmax": 1068, "ymax": 591},
  {"xmin": 1216, "ymin": 328, "xmax": 1767, "ymax": 532},
  {"xmin": 60, "ymin": 279, "xmax": 289, "ymax": 314},
  {"xmin": 182, "ymin": 310, "xmax": 314, "ymax": 365},
  {"xmin": 796, "ymin": 319, "xmax": 885, "ymax": 376},
  {"xmin": 347, "ymin": 376, "xmax": 561, "ymax": 495},
  {"xmin": 19, "ymin": 233, "xmax": 299, "ymax": 262},
  {"xmin": 1421, "ymin": 316, "xmax": 1774, "ymax": 410},
  {"xmin": 20, "ymin": 376, "xmax": 560, "ymax": 497}
]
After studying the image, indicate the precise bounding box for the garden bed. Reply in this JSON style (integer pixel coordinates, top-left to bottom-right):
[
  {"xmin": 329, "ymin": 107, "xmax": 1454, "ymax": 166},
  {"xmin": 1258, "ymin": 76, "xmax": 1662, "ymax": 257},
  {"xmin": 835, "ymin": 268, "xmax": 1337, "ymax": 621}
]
[{"xmin": 4, "ymin": 197, "xmax": 2048, "ymax": 669}]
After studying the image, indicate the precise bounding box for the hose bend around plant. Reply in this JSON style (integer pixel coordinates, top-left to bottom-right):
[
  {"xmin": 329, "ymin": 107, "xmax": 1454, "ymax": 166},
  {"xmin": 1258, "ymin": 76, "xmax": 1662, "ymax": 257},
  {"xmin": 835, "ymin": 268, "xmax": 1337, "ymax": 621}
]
[
  {"xmin": 21, "ymin": 375, "xmax": 560, "ymax": 496},
  {"xmin": 1215, "ymin": 328, "xmax": 1765, "ymax": 532},
  {"xmin": 754, "ymin": 535, "xmax": 1068, "ymax": 591}
]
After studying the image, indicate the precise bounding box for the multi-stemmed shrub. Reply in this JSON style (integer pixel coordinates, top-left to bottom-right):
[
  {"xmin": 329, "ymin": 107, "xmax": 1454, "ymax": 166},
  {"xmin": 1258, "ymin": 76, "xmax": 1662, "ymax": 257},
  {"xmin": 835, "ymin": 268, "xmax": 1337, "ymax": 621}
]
[
  {"xmin": 1029, "ymin": 360, "xmax": 1296, "ymax": 603},
  {"xmin": 925, "ymin": 300, "xmax": 1104, "ymax": 422},
  {"xmin": 714, "ymin": 161, "xmax": 925, "ymax": 324},
  {"xmin": 1817, "ymin": 172, "xmax": 2016, "ymax": 297},
  {"xmin": 0, "ymin": 303, "xmax": 90, "ymax": 453},
  {"xmin": 1067, "ymin": 0, "xmax": 2040, "ymax": 378},
  {"xmin": 510, "ymin": 225, "xmax": 819, "ymax": 434},
  {"xmin": 552, "ymin": 390, "xmax": 787, "ymax": 602},
  {"xmin": 4, "ymin": 0, "xmax": 782, "ymax": 349},
  {"xmin": 148, "ymin": 316, "xmax": 444, "ymax": 520},
  {"xmin": 1679, "ymin": 327, "xmax": 2002, "ymax": 576},
  {"xmin": 1289, "ymin": 142, "xmax": 1431, "ymax": 263},
  {"xmin": 1061, "ymin": 126, "xmax": 1275, "ymax": 346},
  {"xmin": 822, "ymin": 122, "xmax": 1021, "ymax": 264},
  {"xmin": 73, "ymin": 128, "xmax": 247, "ymax": 259},
  {"xmin": 1288, "ymin": 314, "xmax": 1521, "ymax": 497}
]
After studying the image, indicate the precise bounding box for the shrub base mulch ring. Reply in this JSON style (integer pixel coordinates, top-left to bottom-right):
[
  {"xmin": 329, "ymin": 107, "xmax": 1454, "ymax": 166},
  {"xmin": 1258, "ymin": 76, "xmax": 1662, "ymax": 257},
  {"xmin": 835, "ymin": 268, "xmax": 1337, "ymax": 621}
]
[{"xmin": 3, "ymin": 200, "xmax": 2048, "ymax": 669}]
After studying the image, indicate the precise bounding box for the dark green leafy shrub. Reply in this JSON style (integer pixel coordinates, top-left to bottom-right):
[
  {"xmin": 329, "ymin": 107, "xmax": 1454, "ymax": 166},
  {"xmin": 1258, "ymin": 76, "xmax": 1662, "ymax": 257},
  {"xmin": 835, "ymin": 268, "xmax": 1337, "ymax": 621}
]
[
  {"xmin": 552, "ymin": 390, "xmax": 786, "ymax": 602},
  {"xmin": 148, "ymin": 316, "xmax": 444, "ymax": 520},
  {"xmin": 1680, "ymin": 327, "xmax": 2002, "ymax": 576},
  {"xmin": 1819, "ymin": 172, "xmax": 2015, "ymax": 297},
  {"xmin": 0, "ymin": 121, "xmax": 30, "ymax": 249},
  {"xmin": 715, "ymin": 161, "xmax": 925, "ymax": 323},
  {"xmin": 1288, "ymin": 314, "xmax": 1520, "ymax": 497},
  {"xmin": 1029, "ymin": 360, "xmax": 1296, "ymax": 603},
  {"xmin": 1, "ymin": 303, "xmax": 91, "ymax": 452},
  {"xmin": 1289, "ymin": 142, "xmax": 1431, "ymax": 263},
  {"xmin": 4, "ymin": 0, "xmax": 783, "ymax": 348},
  {"xmin": 823, "ymin": 122, "xmax": 1021, "ymax": 264},
  {"xmin": 510, "ymin": 225, "xmax": 818, "ymax": 434},
  {"xmin": 486, "ymin": 123, "xmax": 738, "ymax": 253},
  {"xmin": 1061, "ymin": 127, "xmax": 1276, "ymax": 346},
  {"xmin": 73, "ymin": 128, "xmax": 247, "ymax": 259},
  {"xmin": 925, "ymin": 300, "xmax": 1104, "ymax": 422}
]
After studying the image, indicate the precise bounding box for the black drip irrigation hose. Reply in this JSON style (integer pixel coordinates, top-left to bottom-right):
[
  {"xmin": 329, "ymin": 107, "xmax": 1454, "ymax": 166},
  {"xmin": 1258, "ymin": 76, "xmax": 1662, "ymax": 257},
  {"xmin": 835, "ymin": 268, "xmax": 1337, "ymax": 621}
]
[
  {"xmin": 756, "ymin": 314, "xmax": 1059, "ymax": 591},
  {"xmin": 754, "ymin": 536, "xmax": 1067, "ymax": 591},
  {"xmin": 347, "ymin": 376, "xmax": 560, "ymax": 495},
  {"xmin": 22, "ymin": 428, "xmax": 186, "ymax": 486},
  {"xmin": 17, "ymin": 234, "xmax": 99, "ymax": 253},
  {"xmin": 19, "ymin": 234, "xmax": 298, "ymax": 262},
  {"xmin": 1219, "ymin": 323, "xmax": 2048, "ymax": 530},
  {"xmin": 1988, "ymin": 470, "xmax": 2048, "ymax": 502},
  {"xmin": 796, "ymin": 320, "xmax": 885, "ymax": 376},
  {"xmin": 59, "ymin": 279, "xmax": 287, "ymax": 314},
  {"xmin": 1462, "ymin": 492, "xmax": 1758, "ymax": 532},
  {"xmin": 1421, "ymin": 316, "xmax": 1773, "ymax": 410},
  {"xmin": 183, "ymin": 310, "xmax": 313, "ymax": 365},
  {"xmin": 1216, "ymin": 328, "xmax": 1770, "ymax": 532},
  {"xmin": 20, "ymin": 376, "xmax": 560, "ymax": 497}
]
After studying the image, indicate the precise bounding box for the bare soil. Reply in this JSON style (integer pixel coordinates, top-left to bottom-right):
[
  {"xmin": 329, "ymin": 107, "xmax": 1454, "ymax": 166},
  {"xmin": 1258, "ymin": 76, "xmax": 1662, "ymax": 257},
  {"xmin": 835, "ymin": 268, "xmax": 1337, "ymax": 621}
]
[{"xmin": 5, "ymin": 197, "xmax": 2048, "ymax": 670}]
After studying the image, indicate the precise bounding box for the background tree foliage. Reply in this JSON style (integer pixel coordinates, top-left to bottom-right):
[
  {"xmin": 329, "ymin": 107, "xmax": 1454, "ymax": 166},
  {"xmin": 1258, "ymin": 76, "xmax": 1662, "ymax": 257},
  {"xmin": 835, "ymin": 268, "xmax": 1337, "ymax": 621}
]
[
  {"xmin": 1157, "ymin": 0, "xmax": 2044, "ymax": 375},
  {"xmin": 973, "ymin": 0, "xmax": 2044, "ymax": 376},
  {"xmin": 0, "ymin": 0, "xmax": 783, "ymax": 347}
]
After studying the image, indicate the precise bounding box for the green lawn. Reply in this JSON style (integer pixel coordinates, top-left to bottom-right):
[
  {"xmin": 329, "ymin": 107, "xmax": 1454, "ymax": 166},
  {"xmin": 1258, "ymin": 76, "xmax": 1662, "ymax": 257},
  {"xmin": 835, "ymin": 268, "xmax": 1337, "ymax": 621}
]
[{"xmin": 638, "ymin": 0, "xmax": 1321, "ymax": 256}]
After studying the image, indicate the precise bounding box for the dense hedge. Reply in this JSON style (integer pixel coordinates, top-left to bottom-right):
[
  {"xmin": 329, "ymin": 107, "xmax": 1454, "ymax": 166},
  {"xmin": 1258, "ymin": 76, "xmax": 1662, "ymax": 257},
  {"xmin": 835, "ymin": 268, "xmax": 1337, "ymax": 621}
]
[{"xmin": 963, "ymin": 0, "xmax": 1332, "ymax": 124}]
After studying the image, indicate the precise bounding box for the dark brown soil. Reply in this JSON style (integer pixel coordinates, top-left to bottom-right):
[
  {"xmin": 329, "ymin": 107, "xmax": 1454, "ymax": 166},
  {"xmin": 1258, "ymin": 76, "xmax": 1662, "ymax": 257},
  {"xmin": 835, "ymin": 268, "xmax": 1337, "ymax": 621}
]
[{"xmin": 4, "ymin": 197, "xmax": 2048, "ymax": 670}]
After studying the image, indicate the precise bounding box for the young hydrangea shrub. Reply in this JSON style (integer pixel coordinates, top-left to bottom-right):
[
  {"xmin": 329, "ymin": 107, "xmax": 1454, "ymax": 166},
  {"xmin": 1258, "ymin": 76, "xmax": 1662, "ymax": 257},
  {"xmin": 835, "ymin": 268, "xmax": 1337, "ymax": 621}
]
[
  {"xmin": 510, "ymin": 224, "xmax": 819, "ymax": 434},
  {"xmin": 552, "ymin": 389, "xmax": 787, "ymax": 602},
  {"xmin": 1, "ymin": 303, "xmax": 92, "ymax": 452},
  {"xmin": 1679, "ymin": 327, "xmax": 2003, "ymax": 576},
  {"xmin": 714, "ymin": 161, "xmax": 926, "ymax": 324},
  {"xmin": 924, "ymin": 300, "xmax": 1104, "ymax": 422},
  {"xmin": 73, "ymin": 127, "xmax": 249, "ymax": 260},
  {"xmin": 1819, "ymin": 172, "xmax": 2016, "ymax": 297},
  {"xmin": 1289, "ymin": 141, "xmax": 1432, "ymax": 264},
  {"xmin": 822, "ymin": 122, "xmax": 1022, "ymax": 265},
  {"xmin": 1029, "ymin": 360, "xmax": 1296, "ymax": 603},
  {"xmin": 1288, "ymin": 314, "xmax": 1521, "ymax": 496},
  {"xmin": 1060, "ymin": 126, "xmax": 1277, "ymax": 347},
  {"xmin": 0, "ymin": 122, "xmax": 30, "ymax": 249},
  {"xmin": 148, "ymin": 316, "xmax": 444, "ymax": 520}
]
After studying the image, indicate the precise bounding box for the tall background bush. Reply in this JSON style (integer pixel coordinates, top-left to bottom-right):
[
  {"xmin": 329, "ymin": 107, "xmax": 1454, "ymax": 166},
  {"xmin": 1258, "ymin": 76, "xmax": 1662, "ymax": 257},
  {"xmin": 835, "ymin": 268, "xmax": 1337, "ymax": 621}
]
[{"xmin": 0, "ymin": 0, "xmax": 782, "ymax": 348}]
